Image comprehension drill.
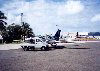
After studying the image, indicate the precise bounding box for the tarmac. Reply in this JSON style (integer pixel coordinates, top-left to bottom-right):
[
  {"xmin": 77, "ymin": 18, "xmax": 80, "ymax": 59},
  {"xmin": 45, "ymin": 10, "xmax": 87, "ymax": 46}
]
[{"xmin": 0, "ymin": 41, "xmax": 100, "ymax": 71}]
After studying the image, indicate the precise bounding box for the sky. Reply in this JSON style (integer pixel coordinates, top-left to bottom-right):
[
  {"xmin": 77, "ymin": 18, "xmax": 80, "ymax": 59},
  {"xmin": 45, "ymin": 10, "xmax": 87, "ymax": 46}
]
[{"xmin": 0, "ymin": 0, "xmax": 100, "ymax": 35}]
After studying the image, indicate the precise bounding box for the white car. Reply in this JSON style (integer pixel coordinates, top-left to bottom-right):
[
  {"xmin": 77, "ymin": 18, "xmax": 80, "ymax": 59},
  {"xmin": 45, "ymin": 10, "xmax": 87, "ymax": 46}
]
[{"xmin": 21, "ymin": 37, "xmax": 49, "ymax": 51}]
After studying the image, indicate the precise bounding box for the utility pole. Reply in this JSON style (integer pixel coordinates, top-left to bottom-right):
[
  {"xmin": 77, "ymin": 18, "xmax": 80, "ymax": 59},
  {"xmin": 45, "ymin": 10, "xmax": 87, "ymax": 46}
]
[
  {"xmin": 21, "ymin": 13, "xmax": 23, "ymax": 24},
  {"xmin": 21, "ymin": 13, "xmax": 25, "ymax": 41}
]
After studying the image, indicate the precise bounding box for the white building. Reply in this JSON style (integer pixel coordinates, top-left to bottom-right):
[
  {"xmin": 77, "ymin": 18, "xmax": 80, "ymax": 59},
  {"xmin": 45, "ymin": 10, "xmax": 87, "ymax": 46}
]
[
  {"xmin": 62, "ymin": 32, "xmax": 88, "ymax": 38},
  {"xmin": 94, "ymin": 36, "xmax": 100, "ymax": 39},
  {"xmin": 78, "ymin": 32, "xmax": 88, "ymax": 36}
]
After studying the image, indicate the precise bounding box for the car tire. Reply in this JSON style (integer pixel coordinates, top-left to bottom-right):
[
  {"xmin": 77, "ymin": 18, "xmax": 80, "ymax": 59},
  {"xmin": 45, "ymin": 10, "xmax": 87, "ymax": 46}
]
[
  {"xmin": 41, "ymin": 46, "xmax": 45, "ymax": 51},
  {"xmin": 30, "ymin": 46, "xmax": 35, "ymax": 51},
  {"xmin": 23, "ymin": 46, "xmax": 29, "ymax": 51}
]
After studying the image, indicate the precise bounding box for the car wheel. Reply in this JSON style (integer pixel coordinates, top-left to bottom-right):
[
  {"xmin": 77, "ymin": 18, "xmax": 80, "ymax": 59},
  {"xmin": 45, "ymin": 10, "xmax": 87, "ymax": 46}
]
[
  {"xmin": 41, "ymin": 46, "xmax": 45, "ymax": 51},
  {"xmin": 31, "ymin": 46, "xmax": 35, "ymax": 51},
  {"xmin": 24, "ymin": 46, "xmax": 29, "ymax": 51}
]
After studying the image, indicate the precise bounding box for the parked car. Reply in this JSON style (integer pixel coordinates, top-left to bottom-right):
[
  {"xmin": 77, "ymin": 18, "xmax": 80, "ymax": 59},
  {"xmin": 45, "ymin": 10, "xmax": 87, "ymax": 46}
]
[{"xmin": 20, "ymin": 37, "xmax": 49, "ymax": 51}]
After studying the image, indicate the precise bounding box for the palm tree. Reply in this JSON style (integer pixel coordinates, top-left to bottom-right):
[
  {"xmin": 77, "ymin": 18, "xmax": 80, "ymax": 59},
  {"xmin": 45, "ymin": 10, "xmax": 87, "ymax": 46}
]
[{"xmin": 0, "ymin": 11, "xmax": 7, "ymax": 31}]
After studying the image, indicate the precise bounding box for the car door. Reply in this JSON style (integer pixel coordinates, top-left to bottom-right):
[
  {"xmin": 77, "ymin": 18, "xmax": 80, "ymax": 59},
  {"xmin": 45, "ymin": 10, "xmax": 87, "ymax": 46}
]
[{"xmin": 35, "ymin": 39, "xmax": 43, "ymax": 48}]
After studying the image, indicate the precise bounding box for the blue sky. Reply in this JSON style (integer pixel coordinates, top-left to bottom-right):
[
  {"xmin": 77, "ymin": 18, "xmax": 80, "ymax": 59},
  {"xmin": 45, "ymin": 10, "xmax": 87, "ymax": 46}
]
[{"xmin": 0, "ymin": 0, "xmax": 100, "ymax": 35}]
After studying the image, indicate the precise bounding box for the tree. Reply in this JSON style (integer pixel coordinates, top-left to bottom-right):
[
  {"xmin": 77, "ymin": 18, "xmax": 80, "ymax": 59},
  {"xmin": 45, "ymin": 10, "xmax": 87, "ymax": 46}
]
[
  {"xmin": 88, "ymin": 32, "xmax": 100, "ymax": 36},
  {"xmin": 2, "ymin": 23, "xmax": 22, "ymax": 43},
  {"xmin": 7, "ymin": 24, "xmax": 22, "ymax": 40},
  {"xmin": 0, "ymin": 11, "xmax": 7, "ymax": 31},
  {"xmin": 1, "ymin": 24, "xmax": 21, "ymax": 43},
  {"xmin": 0, "ymin": 11, "xmax": 35, "ymax": 43},
  {"xmin": 21, "ymin": 22, "xmax": 35, "ymax": 41}
]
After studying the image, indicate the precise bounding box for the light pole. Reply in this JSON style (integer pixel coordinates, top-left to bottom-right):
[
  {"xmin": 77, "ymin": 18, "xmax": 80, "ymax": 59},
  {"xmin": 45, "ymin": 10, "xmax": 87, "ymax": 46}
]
[
  {"xmin": 21, "ymin": 13, "xmax": 23, "ymax": 24},
  {"xmin": 21, "ymin": 13, "xmax": 25, "ymax": 41}
]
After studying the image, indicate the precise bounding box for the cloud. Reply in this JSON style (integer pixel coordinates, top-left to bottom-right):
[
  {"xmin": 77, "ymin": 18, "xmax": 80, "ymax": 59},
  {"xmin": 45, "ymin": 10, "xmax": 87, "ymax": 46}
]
[
  {"xmin": 57, "ymin": 0, "xmax": 84, "ymax": 15},
  {"xmin": 1, "ymin": 0, "xmax": 85, "ymax": 35},
  {"xmin": 91, "ymin": 14, "xmax": 100, "ymax": 22}
]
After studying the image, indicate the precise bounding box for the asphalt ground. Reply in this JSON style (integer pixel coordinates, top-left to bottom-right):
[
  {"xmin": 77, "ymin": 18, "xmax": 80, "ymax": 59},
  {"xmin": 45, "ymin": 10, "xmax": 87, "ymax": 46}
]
[{"xmin": 0, "ymin": 42, "xmax": 100, "ymax": 71}]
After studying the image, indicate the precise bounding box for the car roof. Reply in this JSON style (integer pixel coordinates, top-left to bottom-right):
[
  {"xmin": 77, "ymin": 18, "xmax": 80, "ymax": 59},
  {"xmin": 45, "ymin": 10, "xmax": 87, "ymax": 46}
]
[{"xmin": 25, "ymin": 37, "xmax": 40, "ymax": 41}]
